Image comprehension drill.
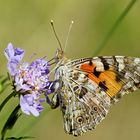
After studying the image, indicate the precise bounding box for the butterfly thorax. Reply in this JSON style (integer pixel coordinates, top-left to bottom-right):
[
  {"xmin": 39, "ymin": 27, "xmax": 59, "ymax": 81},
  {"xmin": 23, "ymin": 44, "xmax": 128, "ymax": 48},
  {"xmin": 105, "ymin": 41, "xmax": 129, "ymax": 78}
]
[
  {"xmin": 54, "ymin": 58, "xmax": 70, "ymax": 83},
  {"xmin": 53, "ymin": 48, "xmax": 71, "ymax": 91}
]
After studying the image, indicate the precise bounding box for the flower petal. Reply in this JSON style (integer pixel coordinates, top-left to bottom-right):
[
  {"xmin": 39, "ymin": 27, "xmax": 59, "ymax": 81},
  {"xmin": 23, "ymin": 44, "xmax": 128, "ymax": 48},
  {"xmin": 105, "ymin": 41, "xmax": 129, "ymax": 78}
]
[
  {"xmin": 20, "ymin": 95, "xmax": 40, "ymax": 117},
  {"xmin": 4, "ymin": 43, "xmax": 15, "ymax": 60},
  {"xmin": 7, "ymin": 60, "xmax": 19, "ymax": 76},
  {"xmin": 27, "ymin": 106, "xmax": 40, "ymax": 117},
  {"xmin": 4, "ymin": 43, "xmax": 24, "ymax": 76},
  {"xmin": 4, "ymin": 43, "xmax": 24, "ymax": 62},
  {"xmin": 20, "ymin": 95, "xmax": 31, "ymax": 115},
  {"xmin": 14, "ymin": 47, "xmax": 24, "ymax": 62}
]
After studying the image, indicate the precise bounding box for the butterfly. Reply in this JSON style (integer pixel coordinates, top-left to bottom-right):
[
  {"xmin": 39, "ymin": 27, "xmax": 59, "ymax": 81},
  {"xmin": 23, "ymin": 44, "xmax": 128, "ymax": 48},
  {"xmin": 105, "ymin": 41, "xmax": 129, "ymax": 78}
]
[{"xmin": 46, "ymin": 21, "xmax": 140, "ymax": 136}]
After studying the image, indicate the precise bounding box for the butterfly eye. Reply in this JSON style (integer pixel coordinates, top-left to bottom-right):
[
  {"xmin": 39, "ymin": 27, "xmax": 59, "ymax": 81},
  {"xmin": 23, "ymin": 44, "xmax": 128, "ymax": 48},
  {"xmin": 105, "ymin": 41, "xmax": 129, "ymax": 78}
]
[{"xmin": 76, "ymin": 116, "xmax": 84, "ymax": 124}]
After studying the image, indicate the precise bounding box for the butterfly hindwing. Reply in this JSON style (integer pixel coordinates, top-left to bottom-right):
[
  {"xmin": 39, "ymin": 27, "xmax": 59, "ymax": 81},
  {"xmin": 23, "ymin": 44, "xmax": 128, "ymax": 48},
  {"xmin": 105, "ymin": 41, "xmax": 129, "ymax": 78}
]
[{"xmin": 58, "ymin": 75, "xmax": 110, "ymax": 136}]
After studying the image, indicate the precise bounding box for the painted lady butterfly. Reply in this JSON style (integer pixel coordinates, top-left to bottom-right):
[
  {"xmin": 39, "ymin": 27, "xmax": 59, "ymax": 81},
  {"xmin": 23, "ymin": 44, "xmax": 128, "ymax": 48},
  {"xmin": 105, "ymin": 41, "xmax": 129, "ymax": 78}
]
[{"xmin": 47, "ymin": 21, "xmax": 140, "ymax": 136}]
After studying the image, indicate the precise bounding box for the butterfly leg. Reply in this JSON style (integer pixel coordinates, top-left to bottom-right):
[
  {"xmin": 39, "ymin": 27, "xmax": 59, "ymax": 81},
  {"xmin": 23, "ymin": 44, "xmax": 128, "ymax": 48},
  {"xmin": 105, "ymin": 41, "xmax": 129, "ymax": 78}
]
[{"xmin": 46, "ymin": 93, "xmax": 60, "ymax": 109}]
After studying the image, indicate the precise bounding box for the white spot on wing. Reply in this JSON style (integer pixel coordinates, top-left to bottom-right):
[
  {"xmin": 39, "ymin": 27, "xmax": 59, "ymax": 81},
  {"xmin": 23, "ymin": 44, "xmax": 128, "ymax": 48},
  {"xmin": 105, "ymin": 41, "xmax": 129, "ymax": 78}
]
[
  {"xmin": 95, "ymin": 61, "xmax": 104, "ymax": 71},
  {"xmin": 86, "ymin": 81, "xmax": 98, "ymax": 91},
  {"xmin": 124, "ymin": 72, "xmax": 132, "ymax": 79},
  {"xmin": 116, "ymin": 57, "xmax": 125, "ymax": 71},
  {"xmin": 134, "ymin": 58, "xmax": 140, "ymax": 64},
  {"xmin": 118, "ymin": 64, "xmax": 125, "ymax": 71}
]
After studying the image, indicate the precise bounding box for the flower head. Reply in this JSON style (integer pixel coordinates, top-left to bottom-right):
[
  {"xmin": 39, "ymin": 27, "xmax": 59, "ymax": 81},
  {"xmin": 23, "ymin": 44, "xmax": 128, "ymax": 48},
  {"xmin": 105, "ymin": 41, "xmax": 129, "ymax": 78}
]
[
  {"xmin": 4, "ymin": 43, "xmax": 52, "ymax": 117},
  {"xmin": 14, "ymin": 59, "xmax": 50, "ymax": 93}
]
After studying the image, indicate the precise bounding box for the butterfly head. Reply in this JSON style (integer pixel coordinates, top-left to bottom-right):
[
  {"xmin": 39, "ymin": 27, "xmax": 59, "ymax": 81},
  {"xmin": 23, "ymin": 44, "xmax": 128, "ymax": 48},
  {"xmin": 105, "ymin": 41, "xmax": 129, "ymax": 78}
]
[{"xmin": 55, "ymin": 48, "xmax": 64, "ymax": 60}]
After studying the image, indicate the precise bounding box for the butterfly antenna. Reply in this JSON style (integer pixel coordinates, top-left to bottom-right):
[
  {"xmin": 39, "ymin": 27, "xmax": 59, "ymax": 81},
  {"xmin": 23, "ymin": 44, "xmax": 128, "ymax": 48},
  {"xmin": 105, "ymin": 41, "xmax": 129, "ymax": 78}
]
[
  {"xmin": 64, "ymin": 20, "xmax": 74, "ymax": 52},
  {"xmin": 50, "ymin": 20, "xmax": 63, "ymax": 51},
  {"xmin": 28, "ymin": 53, "xmax": 37, "ymax": 60}
]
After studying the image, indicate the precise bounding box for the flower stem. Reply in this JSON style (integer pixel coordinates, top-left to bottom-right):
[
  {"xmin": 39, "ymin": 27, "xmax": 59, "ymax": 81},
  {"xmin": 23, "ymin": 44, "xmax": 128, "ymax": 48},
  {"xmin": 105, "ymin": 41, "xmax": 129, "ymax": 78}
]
[
  {"xmin": 0, "ymin": 91, "xmax": 17, "ymax": 113},
  {"xmin": 92, "ymin": 0, "xmax": 137, "ymax": 56}
]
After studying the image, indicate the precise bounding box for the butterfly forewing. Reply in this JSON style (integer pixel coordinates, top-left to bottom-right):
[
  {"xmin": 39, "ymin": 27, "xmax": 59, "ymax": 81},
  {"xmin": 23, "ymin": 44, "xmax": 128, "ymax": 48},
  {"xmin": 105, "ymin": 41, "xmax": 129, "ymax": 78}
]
[{"xmin": 66, "ymin": 56, "xmax": 140, "ymax": 102}]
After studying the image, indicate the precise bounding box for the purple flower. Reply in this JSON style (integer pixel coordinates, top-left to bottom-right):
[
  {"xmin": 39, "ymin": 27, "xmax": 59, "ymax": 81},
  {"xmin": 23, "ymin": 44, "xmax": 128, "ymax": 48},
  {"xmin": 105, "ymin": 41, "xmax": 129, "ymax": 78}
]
[{"xmin": 4, "ymin": 43, "xmax": 52, "ymax": 117}]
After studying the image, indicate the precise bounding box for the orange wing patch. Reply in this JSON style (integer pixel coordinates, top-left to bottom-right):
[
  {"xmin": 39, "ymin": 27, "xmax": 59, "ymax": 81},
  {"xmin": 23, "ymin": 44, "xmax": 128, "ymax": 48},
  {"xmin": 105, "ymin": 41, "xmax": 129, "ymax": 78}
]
[{"xmin": 80, "ymin": 62, "xmax": 123, "ymax": 97}]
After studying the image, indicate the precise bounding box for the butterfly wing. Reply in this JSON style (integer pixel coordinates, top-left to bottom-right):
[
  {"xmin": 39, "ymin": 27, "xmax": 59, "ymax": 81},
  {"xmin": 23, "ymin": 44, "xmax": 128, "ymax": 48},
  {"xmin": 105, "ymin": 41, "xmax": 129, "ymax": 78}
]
[
  {"xmin": 55, "ymin": 56, "xmax": 140, "ymax": 136},
  {"xmin": 58, "ymin": 79, "xmax": 110, "ymax": 136},
  {"xmin": 66, "ymin": 56, "xmax": 140, "ymax": 102}
]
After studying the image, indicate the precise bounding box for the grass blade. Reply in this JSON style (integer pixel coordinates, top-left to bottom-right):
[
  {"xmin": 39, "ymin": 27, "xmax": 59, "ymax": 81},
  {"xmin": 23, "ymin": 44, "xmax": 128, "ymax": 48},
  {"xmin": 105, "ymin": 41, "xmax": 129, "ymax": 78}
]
[
  {"xmin": 92, "ymin": 0, "xmax": 137, "ymax": 56},
  {"xmin": 1, "ymin": 105, "xmax": 21, "ymax": 140}
]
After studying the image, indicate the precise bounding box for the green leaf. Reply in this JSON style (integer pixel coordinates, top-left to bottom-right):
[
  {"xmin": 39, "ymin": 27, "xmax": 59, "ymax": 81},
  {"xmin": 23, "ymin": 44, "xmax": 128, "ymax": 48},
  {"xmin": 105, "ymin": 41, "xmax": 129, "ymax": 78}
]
[
  {"xmin": 5, "ymin": 136, "xmax": 34, "ymax": 140},
  {"xmin": 1, "ymin": 105, "xmax": 21, "ymax": 140}
]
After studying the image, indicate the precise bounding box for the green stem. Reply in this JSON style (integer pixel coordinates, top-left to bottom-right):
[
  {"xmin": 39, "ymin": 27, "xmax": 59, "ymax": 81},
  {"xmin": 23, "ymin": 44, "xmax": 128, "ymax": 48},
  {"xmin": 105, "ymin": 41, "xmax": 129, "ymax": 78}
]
[
  {"xmin": 92, "ymin": 0, "xmax": 137, "ymax": 56},
  {"xmin": 0, "ymin": 91, "xmax": 17, "ymax": 113}
]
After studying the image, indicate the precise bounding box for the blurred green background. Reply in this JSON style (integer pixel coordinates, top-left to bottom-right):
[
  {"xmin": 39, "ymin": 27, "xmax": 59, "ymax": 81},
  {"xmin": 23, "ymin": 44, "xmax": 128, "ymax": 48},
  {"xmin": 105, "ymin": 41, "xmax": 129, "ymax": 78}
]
[{"xmin": 0, "ymin": 0, "xmax": 140, "ymax": 140}]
